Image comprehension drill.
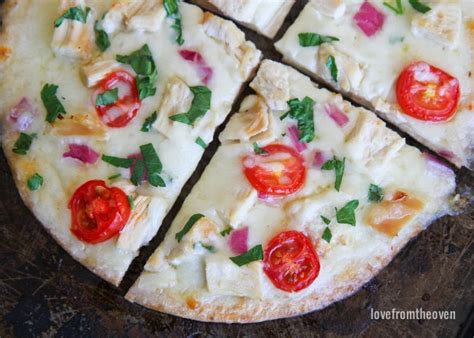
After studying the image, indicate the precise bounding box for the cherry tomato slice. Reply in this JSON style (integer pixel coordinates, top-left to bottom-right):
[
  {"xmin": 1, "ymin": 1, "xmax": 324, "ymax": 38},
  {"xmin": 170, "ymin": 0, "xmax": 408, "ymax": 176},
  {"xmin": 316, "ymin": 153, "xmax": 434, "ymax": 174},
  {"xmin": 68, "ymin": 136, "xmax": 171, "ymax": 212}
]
[
  {"xmin": 94, "ymin": 71, "xmax": 141, "ymax": 128},
  {"xmin": 242, "ymin": 144, "xmax": 306, "ymax": 196},
  {"xmin": 263, "ymin": 231, "xmax": 320, "ymax": 292},
  {"xmin": 396, "ymin": 61, "xmax": 460, "ymax": 122},
  {"xmin": 69, "ymin": 180, "xmax": 131, "ymax": 244}
]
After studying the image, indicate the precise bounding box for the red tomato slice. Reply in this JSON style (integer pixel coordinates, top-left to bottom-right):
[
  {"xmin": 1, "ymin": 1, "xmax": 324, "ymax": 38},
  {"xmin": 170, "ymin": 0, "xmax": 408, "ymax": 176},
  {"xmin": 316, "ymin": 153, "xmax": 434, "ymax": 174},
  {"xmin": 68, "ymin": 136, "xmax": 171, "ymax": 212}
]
[
  {"xmin": 69, "ymin": 180, "xmax": 131, "ymax": 244},
  {"xmin": 94, "ymin": 71, "xmax": 141, "ymax": 128},
  {"xmin": 396, "ymin": 61, "xmax": 460, "ymax": 122},
  {"xmin": 263, "ymin": 231, "xmax": 320, "ymax": 292},
  {"xmin": 242, "ymin": 144, "xmax": 306, "ymax": 196}
]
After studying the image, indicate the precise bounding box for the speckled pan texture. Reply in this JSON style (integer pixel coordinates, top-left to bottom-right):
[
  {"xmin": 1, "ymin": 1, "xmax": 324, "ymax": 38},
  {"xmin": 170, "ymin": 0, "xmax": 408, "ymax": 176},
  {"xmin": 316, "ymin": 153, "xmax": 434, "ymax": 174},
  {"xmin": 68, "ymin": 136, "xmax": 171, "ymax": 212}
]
[{"xmin": 0, "ymin": 0, "xmax": 473, "ymax": 336}]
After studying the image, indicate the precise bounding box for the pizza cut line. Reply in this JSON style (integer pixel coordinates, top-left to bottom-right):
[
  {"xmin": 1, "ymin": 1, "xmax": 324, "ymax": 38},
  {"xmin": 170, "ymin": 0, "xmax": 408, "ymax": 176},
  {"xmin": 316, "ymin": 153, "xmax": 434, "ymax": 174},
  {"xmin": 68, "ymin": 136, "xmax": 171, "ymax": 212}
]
[
  {"xmin": 0, "ymin": 0, "xmax": 261, "ymax": 286},
  {"xmin": 275, "ymin": 0, "xmax": 474, "ymax": 168},
  {"xmin": 126, "ymin": 60, "xmax": 456, "ymax": 323}
]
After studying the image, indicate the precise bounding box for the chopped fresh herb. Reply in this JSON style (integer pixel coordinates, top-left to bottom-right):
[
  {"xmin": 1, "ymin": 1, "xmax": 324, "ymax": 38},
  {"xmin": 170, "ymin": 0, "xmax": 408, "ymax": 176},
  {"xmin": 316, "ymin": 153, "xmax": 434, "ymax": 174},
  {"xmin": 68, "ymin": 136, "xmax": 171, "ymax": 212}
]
[
  {"xmin": 128, "ymin": 195, "xmax": 135, "ymax": 209},
  {"xmin": 108, "ymin": 173, "xmax": 121, "ymax": 180},
  {"xmin": 321, "ymin": 156, "xmax": 345, "ymax": 191},
  {"xmin": 116, "ymin": 45, "xmax": 158, "ymax": 100},
  {"xmin": 220, "ymin": 226, "xmax": 232, "ymax": 237},
  {"xmin": 130, "ymin": 159, "xmax": 145, "ymax": 186},
  {"xmin": 195, "ymin": 137, "xmax": 207, "ymax": 149},
  {"xmin": 336, "ymin": 200, "xmax": 359, "ymax": 226},
  {"xmin": 41, "ymin": 84, "xmax": 67, "ymax": 123},
  {"xmin": 54, "ymin": 6, "xmax": 91, "ymax": 27},
  {"xmin": 164, "ymin": 0, "xmax": 184, "ymax": 45},
  {"xmin": 102, "ymin": 155, "xmax": 135, "ymax": 168},
  {"xmin": 322, "ymin": 227, "xmax": 332, "ymax": 243},
  {"xmin": 298, "ymin": 32, "xmax": 339, "ymax": 47},
  {"xmin": 12, "ymin": 133, "xmax": 35, "ymax": 155},
  {"xmin": 368, "ymin": 184, "xmax": 384, "ymax": 203},
  {"xmin": 229, "ymin": 245, "xmax": 263, "ymax": 267},
  {"xmin": 141, "ymin": 111, "xmax": 157, "ymax": 132},
  {"xmin": 253, "ymin": 142, "xmax": 268, "ymax": 155},
  {"xmin": 321, "ymin": 215, "xmax": 331, "ymax": 225},
  {"xmin": 96, "ymin": 88, "xmax": 118, "ymax": 106},
  {"xmin": 280, "ymin": 96, "xmax": 315, "ymax": 143},
  {"xmin": 383, "ymin": 0, "xmax": 403, "ymax": 15},
  {"xmin": 175, "ymin": 213, "xmax": 205, "ymax": 242},
  {"xmin": 169, "ymin": 86, "xmax": 211, "ymax": 125},
  {"xmin": 389, "ymin": 35, "xmax": 405, "ymax": 44},
  {"xmin": 27, "ymin": 173, "xmax": 43, "ymax": 191},
  {"xmin": 200, "ymin": 242, "xmax": 216, "ymax": 253},
  {"xmin": 94, "ymin": 20, "xmax": 110, "ymax": 52},
  {"xmin": 140, "ymin": 143, "xmax": 165, "ymax": 187},
  {"xmin": 408, "ymin": 0, "xmax": 431, "ymax": 13},
  {"xmin": 326, "ymin": 55, "xmax": 338, "ymax": 82}
]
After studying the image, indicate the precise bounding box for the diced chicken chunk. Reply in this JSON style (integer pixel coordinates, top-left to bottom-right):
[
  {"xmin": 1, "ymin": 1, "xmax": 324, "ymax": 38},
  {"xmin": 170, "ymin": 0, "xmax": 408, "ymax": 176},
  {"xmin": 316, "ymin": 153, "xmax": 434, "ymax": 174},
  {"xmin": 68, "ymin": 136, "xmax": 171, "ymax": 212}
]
[
  {"xmin": 81, "ymin": 60, "xmax": 123, "ymax": 87},
  {"xmin": 309, "ymin": 0, "xmax": 346, "ymax": 18},
  {"xmin": 50, "ymin": 114, "xmax": 107, "ymax": 140},
  {"xmin": 318, "ymin": 45, "xmax": 365, "ymax": 92},
  {"xmin": 136, "ymin": 268, "xmax": 177, "ymax": 290},
  {"xmin": 250, "ymin": 60, "xmax": 290, "ymax": 111},
  {"xmin": 411, "ymin": 4, "xmax": 462, "ymax": 49},
  {"xmin": 224, "ymin": 188, "xmax": 257, "ymax": 228},
  {"xmin": 205, "ymin": 254, "xmax": 263, "ymax": 299}
]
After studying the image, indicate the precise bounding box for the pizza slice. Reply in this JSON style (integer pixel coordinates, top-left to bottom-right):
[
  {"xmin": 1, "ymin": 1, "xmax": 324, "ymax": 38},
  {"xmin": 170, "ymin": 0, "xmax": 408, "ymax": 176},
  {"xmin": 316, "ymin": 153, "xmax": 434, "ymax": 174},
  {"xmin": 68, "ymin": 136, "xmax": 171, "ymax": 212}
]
[
  {"xmin": 191, "ymin": 0, "xmax": 296, "ymax": 38},
  {"xmin": 0, "ymin": 0, "xmax": 261, "ymax": 285},
  {"xmin": 126, "ymin": 60, "xmax": 456, "ymax": 322},
  {"xmin": 275, "ymin": 0, "xmax": 474, "ymax": 168}
]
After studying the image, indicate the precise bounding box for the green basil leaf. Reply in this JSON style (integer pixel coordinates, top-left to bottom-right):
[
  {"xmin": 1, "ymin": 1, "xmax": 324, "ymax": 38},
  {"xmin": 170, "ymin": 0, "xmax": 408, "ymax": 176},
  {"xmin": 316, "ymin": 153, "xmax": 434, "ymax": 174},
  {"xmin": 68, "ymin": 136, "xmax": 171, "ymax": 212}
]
[
  {"xmin": 321, "ymin": 156, "xmax": 345, "ymax": 191},
  {"xmin": 220, "ymin": 226, "xmax": 232, "ymax": 237},
  {"xmin": 282, "ymin": 96, "xmax": 315, "ymax": 143},
  {"xmin": 140, "ymin": 143, "xmax": 165, "ymax": 187},
  {"xmin": 141, "ymin": 111, "xmax": 158, "ymax": 132},
  {"xmin": 253, "ymin": 142, "xmax": 268, "ymax": 155},
  {"xmin": 164, "ymin": 0, "xmax": 179, "ymax": 16},
  {"xmin": 169, "ymin": 86, "xmax": 211, "ymax": 125},
  {"xmin": 54, "ymin": 6, "xmax": 90, "ymax": 27},
  {"xmin": 128, "ymin": 195, "xmax": 135, "ymax": 209},
  {"xmin": 171, "ymin": 17, "xmax": 184, "ymax": 46},
  {"xmin": 195, "ymin": 137, "xmax": 207, "ymax": 149},
  {"xmin": 12, "ymin": 132, "xmax": 35, "ymax": 155},
  {"xmin": 383, "ymin": 0, "xmax": 404, "ymax": 14},
  {"xmin": 108, "ymin": 173, "xmax": 122, "ymax": 181},
  {"xmin": 322, "ymin": 227, "xmax": 332, "ymax": 243},
  {"xmin": 326, "ymin": 55, "xmax": 338, "ymax": 82},
  {"xmin": 200, "ymin": 242, "xmax": 216, "ymax": 253},
  {"xmin": 408, "ymin": 0, "xmax": 431, "ymax": 13},
  {"xmin": 96, "ymin": 88, "xmax": 118, "ymax": 106},
  {"xmin": 336, "ymin": 200, "xmax": 359, "ymax": 226},
  {"xmin": 298, "ymin": 32, "xmax": 339, "ymax": 47},
  {"xmin": 230, "ymin": 245, "xmax": 264, "ymax": 267},
  {"xmin": 27, "ymin": 173, "xmax": 43, "ymax": 191},
  {"xmin": 101, "ymin": 155, "xmax": 135, "ymax": 168},
  {"xmin": 368, "ymin": 184, "xmax": 384, "ymax": 202},
  {"xmin": 41, "ymin": 84, "xmax": 67, "ymax": 123},
  {"xmin": 164, "ymin": 0, "xmax": 184, "ymax": 45},
  {"xmin": 321, "ymin": 215, "xmax": 331, "ymax": 225},
  {"xmin": 130, "ymin": 159, "xmax": 145, "ymax": 186},
  {"xmin": 94, "ymin": 20, "xmax": 110, "ymax": 52},
  {"xmin": 175, "ymin": 213, "xmax": 205, "ymax": 242}
]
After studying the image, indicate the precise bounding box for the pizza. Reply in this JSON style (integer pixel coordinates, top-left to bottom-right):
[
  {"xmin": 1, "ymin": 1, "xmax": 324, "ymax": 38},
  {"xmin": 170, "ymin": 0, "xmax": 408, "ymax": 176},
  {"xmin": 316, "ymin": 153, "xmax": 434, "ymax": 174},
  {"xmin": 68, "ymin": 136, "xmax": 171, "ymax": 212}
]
[
  {"xmin": 191, "ymin": 0, "xmax": 296, "ymax": 38},
  {"xmin": 125, "ymin": 60, "xmax": 457, "ymax": 322},
  {"xmin": 275, "ymin": 0, "xmax": 474, "ymax": 168},
  {"xmin": 0, "ymin": 0, "xmax": 261, "ymax": 285}
]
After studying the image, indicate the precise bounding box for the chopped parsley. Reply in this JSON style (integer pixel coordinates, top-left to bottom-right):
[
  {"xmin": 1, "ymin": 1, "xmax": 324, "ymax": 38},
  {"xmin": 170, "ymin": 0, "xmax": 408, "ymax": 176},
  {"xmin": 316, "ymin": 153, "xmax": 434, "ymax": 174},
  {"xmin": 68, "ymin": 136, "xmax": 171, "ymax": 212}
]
[
  {"xmin": 163, "ymin": 0, "xmax": 184, "ymax": 45},
  {"xmin": 298, "ymin": 32, "xmax": 339, "ymax": 47},
  {"xmin": 336, "ymin": 200, "xmax": 359, "ymax": 226},
  {"xmin": 326, "ymin": 55, "xmax": 338, "ymax": 82},
  {"xmin": 229, "ymin": 245, "xmax": 263, "ymax": 267},
  {"xmin": 116, "ymin": 44, "xmax": 158, "ymax": 100},
  {"xmin": 409, "ymin": 0, "xmax": 431, "ymax": 13},
  {"xmin": 195, "ymin": 137, "xmax": 207, "ymax": 149},
  {"xmin": 141, "ymin": 111, "xmax": 157, "ymax": 132},
  {"xmin": 322, "ymin": 227, "xmax": 332, "ymax": 243},
  {"xmin": 175, "ymin": 213, "xmax": 205, "ymax": 242},
  {"xmin": 95, "ymin": 88, "xmax": 118, "ymax": 106},
  {"xmin": 383, "ymin": 0, "xmax": 404, "ymax": 15},
  {"xmin": 101, "ymin": 155, "xmax": 135, "ymax": 168},
  {"xmin": 220, "ymin": 226, "xmax": 232, "ymax": 237},
  {"xmin": 41, "ymin": 84, "xmax": 67, "ymax": 123},
  {"xmin": 200, "ymin": 242, "xmax": 216, "ymax": 253},
  {"xmin": 130, "ymin": 159, "xmax": 145, "ymax": 186},
  {"xmin": 253, "ymin": 142, "xmax": 268, "ymax": 155},
  {"xmin": 12, "ymin": 133, "xmax": 35, "ymax": 155},
  {"xmin": 368, "ymin": 184, "xmax": 384, "ymax": 203},
  {"xmin": 321, "ymin": 215, "xmax": 331, "ymax": 225},
  {"xmin": 94, "ymin": 20, "xmax": 110, "ymax": 52},
  {"xmin": 140, "ymin": 143, "xmax": 165, "ymax": 187},
  {"xmin": 27, "ymin": 173, "xmax": 43, "ymax": 191},
  {"xmin": 54, "ymin": 6, "xmax": 91, "ymax": 27},
  {"xmin": 108, "ymin": 173, "xmax": 121, "ymax": 181},
  {"xmin": 169, "ymin": 86, "xmax": 211, "ymax": 125},
  {"xmin": 280, "ymin": 96, "xmax": 315, "ymax": 143},
  {"xmin": 128, "ymin": 195, "xmax": 135, "ymax": 210},
  {"xmin": 321, "ymin": 156, "xmax": 345, "ymax": 191}
]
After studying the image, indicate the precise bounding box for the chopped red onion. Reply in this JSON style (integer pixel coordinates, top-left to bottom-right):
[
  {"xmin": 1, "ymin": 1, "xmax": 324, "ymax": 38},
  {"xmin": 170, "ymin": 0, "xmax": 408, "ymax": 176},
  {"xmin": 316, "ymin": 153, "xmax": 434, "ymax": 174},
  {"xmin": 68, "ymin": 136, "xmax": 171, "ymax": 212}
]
[
  {"xmin": 354, "ymin": 1, "xmax": 386, "ymax": 37},
  {"xmin": 63, "ymin": 144, "xmax": 99, "ymax": 164},
  {"xmin": 325, "ymin": 104, "xmax": 349, "ymax": 127},
  {"xmin": 424, "ymin": 152, "xmax": 454, "ymax": 175},
  {"xmin": 179, "ymin": 49, "xmax": 213, "ymax": 85},
  {"xmin": 8, "ymin": 98, "xmax": 36, "ymax": 132},
  {"xmin": 228, "ymin": 227, "xmax": 248, "ymax": 255},
  {"xmin": 288, "ymin": 125, "xmax": 307, "ymax": 152},
  {"xmin": 313, "ymin": 150, "xmax": 328, "ymax": 168}
]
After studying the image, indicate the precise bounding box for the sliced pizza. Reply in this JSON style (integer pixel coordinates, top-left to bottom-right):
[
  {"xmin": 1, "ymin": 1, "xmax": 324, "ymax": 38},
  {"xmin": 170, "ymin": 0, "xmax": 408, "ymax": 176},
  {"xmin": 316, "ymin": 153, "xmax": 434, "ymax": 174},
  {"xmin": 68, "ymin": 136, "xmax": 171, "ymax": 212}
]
[
  {"xmin": 0, "ymin": 0, "xmax": 261, "ymax": 285},
  {"xmin": 126, "ymin": 60, "xmax": 456, "ymax": 322},
  {"xmin": 275, "ymin": 0, "xmax": 474, "ymax": 168},
  {"xmin": 191, "ymin": 0, "xmax": 296, "ymax": 38}
]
